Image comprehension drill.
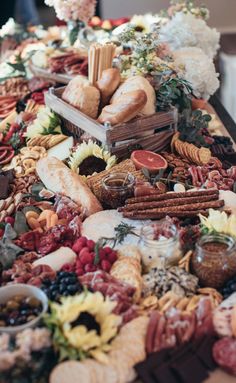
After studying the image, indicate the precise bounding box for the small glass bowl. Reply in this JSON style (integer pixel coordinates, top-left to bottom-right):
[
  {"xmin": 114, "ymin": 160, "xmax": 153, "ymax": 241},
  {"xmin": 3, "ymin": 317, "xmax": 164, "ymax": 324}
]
[
  {"xmin": 0, "ymin": 284, "xmax": 48, "ymax": 335},
  {"xmin": 101, "ymin": 172, "xmax": 135, "ymax": 209}
]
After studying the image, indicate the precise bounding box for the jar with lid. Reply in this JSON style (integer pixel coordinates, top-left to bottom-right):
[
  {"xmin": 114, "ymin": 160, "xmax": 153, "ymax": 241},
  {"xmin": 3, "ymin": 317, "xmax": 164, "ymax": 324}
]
[
  {"xmin": 139, "ymin": 220, "xmax": 181, "ymax": 271},
  {"xmin": 101, "ymin": 172, "xmax": 135, "ymax": 209},
  {"xmin": 191, "ymin": 234, "xmax": 236, "ymax": 289}
]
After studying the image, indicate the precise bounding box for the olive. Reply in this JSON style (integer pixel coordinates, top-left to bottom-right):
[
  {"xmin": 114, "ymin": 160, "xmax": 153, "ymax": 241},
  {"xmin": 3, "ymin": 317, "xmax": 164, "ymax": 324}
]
[
  {"xmin": 6, "ymin": 300, "xmax": 20, "ymax": 310},
  {"xmin": 25, "ymin": 297, "xmax": 41, "ymax": 308},
  {"xmin": 14, "ymin": 295, "xmax": 25, "ymax": 303}
]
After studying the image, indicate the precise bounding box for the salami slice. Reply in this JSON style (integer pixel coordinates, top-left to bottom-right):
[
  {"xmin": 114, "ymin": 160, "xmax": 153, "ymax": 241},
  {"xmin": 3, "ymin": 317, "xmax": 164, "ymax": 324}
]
[{"xmin": 213, "ymin": 337, "xmax": 236, "ymax": 375}]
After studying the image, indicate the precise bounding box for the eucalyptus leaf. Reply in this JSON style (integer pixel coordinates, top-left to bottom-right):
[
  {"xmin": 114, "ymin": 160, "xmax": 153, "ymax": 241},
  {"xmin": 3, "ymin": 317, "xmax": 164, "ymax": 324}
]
[
  {"xmin": 141, "ymin": 167, "xmax": 150, "ymax": 180},
  {"xmin": 31, "ymin": 183, "xmax": 45, "ymax": 196},
  {"xmin": 14, "ymin": 211, "xmax": 29, "ymax": 236}
]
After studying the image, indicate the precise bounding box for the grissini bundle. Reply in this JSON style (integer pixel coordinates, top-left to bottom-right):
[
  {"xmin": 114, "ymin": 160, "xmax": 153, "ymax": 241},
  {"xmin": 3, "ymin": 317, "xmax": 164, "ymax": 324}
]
[{"xmin": 36, "ymin": 156, "xmax": 102, "ymax": 217}]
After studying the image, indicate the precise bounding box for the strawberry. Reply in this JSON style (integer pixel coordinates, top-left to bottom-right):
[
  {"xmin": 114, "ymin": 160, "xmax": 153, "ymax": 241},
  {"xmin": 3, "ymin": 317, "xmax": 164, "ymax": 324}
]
[
  {"xmin": 101, "ymin": 260, "xmax": 112, "ymax": 272},
  {"xmin": 87, "ymin": 239, "xmax": 95, "ymax": 251},
  {"xmin": 80, "ymin": 252, "xmax": 93, "ymax": 265}
]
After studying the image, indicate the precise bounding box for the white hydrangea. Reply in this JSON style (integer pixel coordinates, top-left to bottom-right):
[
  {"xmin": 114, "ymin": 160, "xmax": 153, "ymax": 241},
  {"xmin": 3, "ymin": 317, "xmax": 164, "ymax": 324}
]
[
  {"xmin": 160, "ymin": 12, "xmax": 220, "ymax": 59},
  {"xmin": 173, "ymin": 47, "xmax": 219, "ymax": 100},
  {"xmin": 0, "ymin": 18, "xmax": 16, "ymax": 38}
]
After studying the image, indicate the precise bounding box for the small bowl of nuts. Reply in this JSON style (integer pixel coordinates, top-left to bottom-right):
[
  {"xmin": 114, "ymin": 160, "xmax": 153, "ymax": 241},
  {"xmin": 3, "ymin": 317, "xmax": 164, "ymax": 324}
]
[{"xmin": 0, "ymin": 284, "xmax": 48, "ymax": 335}]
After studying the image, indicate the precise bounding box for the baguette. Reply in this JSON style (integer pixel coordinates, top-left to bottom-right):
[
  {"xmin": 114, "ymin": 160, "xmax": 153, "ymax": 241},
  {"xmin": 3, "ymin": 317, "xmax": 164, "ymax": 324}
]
[
  {"xmin": 36, "ymin": 156, "xmax": 102, "ymax": 217},
  {"xmin": 98, "ymin": 90, "xmax": 147, "ymax": 125},
  {"xmin": 96, "ymin": 68, "xmax": 121, "ymax": 105}
]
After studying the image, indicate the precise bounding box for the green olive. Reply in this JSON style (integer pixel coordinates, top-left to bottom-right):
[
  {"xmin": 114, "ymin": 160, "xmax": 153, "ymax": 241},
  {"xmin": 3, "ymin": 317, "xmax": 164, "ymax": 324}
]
[
  {"xmin": 6, "ymin": 300, "xmax": 20, "ymax": 310},
  {"xmin": 14, "ymin": 295, "xmax": 25, "ymax": 303},
  {"xmin": 25, "ymin": 297, "xmax": 41, "ymax": 308}
]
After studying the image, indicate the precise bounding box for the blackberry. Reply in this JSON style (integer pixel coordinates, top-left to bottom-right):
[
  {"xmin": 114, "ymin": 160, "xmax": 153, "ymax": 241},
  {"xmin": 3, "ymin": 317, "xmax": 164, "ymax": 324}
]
[
  {"xmin": 220, "ymin": 276, "xmax": 236, "ymax": 299},
  {"xmin": 41, "ymin": 271, "xmax": 83, "ymax": 301}
]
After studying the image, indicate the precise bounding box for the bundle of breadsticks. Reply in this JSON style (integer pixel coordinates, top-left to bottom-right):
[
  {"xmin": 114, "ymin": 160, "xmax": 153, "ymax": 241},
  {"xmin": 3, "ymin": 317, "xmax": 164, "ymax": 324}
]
[
  {"xmin": 88, "ymin": 43, "xmax": 116, "ymax": 85},
  {"xmin": 120, "ymin": 189, "xmax": 224, "ymax": 219}
]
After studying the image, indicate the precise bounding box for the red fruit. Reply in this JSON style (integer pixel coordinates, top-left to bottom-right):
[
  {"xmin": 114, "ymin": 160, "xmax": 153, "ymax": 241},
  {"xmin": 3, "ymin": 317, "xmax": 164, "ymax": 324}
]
[
  {"xmin": 87, "ymin": 239, "xmax": 95, "ymax": 251},
  {"xmin": 101, "ymin": 260, "xmax": 112, "ymax": 272},
  {"xmin": 78, "ymin": 236, "xmax": 88, "ymax": 246},
  {"xmin": 107, "ymin": 251, "xmax": 117, "ymax": 264},
  {"xmin": 89, "ymin": 252, "xmax": 95, "ymax": 260},
  {"xmin": 84, "ymin": 264, "xmax": 97, "ymax": 273},
  {"xmin": 72, "ymin": 242, "xmax": 84, "ymax": 254},
  {"xmin": 76, "ymin": 259, "xmax": 83, "ymax": 268},
  {"xmin": 4, "ymin": 216, "xmax": 15, "ymax": 226},
  {"xmin": 76, "ymin": 268, "xmax": 84, "ymax": 276},
  {"xmin": 99, "ymin": 248, "xmax": 107, "ymax": 260},
  {"xmin": 103, "ymin": 247, "xmax": 112, "ymax": 255},
  {"xmin": 131, "ymin": 150, "xmax": 167, "ymax": 173},
  {"xmin": 61, "ymin": 263, "xmax": 75, "ymax": 272},
  {"xmin": 79, "ymin": 247, "xmax": 90, "ymax": 258},
  {"xmin": 80, "ymin": 252, "xmax": 93, "ymax": 265}
]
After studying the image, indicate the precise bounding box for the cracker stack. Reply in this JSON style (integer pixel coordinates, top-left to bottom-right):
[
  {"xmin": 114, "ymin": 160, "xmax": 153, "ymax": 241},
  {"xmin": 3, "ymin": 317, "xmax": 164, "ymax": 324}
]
[
  {"xmin": 88, "ymin": 43, "xmax": 116, "ymax": 85},
  {"xmin": 171, "ymin": 132, "xmax": 211, "ymax": 165}
]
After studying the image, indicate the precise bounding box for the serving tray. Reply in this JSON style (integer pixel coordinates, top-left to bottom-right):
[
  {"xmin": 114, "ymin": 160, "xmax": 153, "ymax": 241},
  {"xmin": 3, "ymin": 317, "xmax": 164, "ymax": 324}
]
[{"xmin": 45, "ymin": 87, "xmax": 178, "ymax": 158}]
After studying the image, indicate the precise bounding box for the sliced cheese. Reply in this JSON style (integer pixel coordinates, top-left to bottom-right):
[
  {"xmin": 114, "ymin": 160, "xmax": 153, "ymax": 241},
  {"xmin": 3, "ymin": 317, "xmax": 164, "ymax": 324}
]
[
  {"xmin": 47, "ymin": 136, "xmax": 74, "ymax": 161},
  {"xmin": 33, "ymin": 246, "xmax": 76, "ymax": 271}
]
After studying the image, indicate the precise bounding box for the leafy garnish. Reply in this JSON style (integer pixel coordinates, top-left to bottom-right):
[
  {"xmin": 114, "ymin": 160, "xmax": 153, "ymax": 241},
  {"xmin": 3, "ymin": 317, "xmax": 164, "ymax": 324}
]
[
  {"xmin": 0, "ymin": 224, "xmax": 23, "ymax": 269},
  {"xmin": 94, "ymin": 242, "xmax": 101, "ymax": 265},
  {"xmin": 14, "ymin": 211, "xmax": 29, "ymax": 236}
]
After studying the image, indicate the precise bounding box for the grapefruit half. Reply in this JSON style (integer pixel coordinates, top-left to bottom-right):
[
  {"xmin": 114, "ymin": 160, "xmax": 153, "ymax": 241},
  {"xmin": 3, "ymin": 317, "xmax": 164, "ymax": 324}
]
[{"xmin": 131, "ymin": 150, "xmax": 168, "ymax": 173}]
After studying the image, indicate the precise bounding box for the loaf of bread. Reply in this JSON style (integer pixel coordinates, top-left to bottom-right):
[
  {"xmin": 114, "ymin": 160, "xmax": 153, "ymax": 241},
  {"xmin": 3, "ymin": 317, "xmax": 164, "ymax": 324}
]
[
  {"xmin": 111, "ymin": 75, "xmax": 156, "ymax": 115},
  {"xmin": 96, "ymin": 68, "xmax": 121, "ymax": 105},
  {"xmin": 62, "ymin": 75, "xmax": 100, "ymax": 119},
  {"xmin": 36, "ymin": 156, "xmax": 102, "ymax": 217},
  {"xmin": 98, "ymin": 89, "xmax": 147, "ymax": 125}
]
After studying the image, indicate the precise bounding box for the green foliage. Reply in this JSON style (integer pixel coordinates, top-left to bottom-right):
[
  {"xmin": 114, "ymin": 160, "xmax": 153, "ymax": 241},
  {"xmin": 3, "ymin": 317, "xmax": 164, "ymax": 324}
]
[
  {"xmin": 156, "ymin": 76, "xmax": 192, "ymax": 112},
  {"xmin": 178, "ymin": 109, "xmax": 212, "ymax": 146}
]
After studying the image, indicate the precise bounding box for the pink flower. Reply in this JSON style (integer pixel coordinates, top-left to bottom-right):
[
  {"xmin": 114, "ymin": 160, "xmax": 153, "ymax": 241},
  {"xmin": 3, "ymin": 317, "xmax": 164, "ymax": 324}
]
[{"xmin": 45, "ymin": 0, "xmax": 97, "ymax": 23}]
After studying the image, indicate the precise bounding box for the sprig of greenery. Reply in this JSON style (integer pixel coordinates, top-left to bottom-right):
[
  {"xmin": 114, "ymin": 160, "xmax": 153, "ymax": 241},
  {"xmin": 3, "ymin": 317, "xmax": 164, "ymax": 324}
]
[
  {"xmin": 97, "ymin": 222, "xmax": 140, "ymax": 249},
  {"xmin": 178, "ymin": 109, "xmax": 212, "ymax": 146},
  {"xmin": 156, "ymin": 76, "xmax": 193, "ymax": 112}
]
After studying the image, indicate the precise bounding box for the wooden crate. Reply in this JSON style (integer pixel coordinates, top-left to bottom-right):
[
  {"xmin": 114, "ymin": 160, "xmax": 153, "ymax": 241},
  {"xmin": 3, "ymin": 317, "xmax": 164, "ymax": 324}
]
[
  {"xmin": 45, "ymin": 87, "xmax": 178, "ymax": 158},
  {"xmin": 30, "ymin": 63, "xmax": 74, "ymax": 84}
]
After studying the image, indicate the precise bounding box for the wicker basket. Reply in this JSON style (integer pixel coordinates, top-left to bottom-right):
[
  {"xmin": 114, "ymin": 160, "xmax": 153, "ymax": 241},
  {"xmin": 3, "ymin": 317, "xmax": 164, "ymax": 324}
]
[{"xmin": 45, "ymin": 87, "xmax": 178, "ymax": 158}]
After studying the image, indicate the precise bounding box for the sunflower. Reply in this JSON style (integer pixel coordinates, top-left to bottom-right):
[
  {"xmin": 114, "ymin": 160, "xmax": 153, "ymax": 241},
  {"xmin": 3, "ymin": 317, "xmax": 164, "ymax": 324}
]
[
  {"xmin": 68, "ymin": 140, "xmax": 116, "ymax": 177},
  {"xmin": 45, "ymin": 291, "xmax": 121, "ymax": 362}
]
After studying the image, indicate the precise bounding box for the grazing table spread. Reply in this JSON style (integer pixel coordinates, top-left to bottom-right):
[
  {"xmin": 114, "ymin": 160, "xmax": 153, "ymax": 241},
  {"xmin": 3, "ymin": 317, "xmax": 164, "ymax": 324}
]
[{"xmin": 1, "ymin": 1, "xmax": 236, "ymax": 383}]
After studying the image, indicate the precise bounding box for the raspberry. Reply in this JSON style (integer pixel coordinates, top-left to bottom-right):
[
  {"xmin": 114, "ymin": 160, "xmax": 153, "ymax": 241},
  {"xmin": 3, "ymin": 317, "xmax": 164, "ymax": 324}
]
[
  {"xmin": 76, "ymin": 268, "xmax": 84, "ymax": 276},
  {"xmin": 61, "ymin": 263, "xmax": 74, "ymax": 272},
  {"xmin": 84, "ymin": 264, "xmax": 97, "ymax": 273},
  {"xmin": 76, "ymin": 259, "xmax": 83, "ymax": 268},
  {"xmin": 77, "ymin": 237, "xmax": 88, "ymax": 246},
  {"xmin": 101, "ymin": 260, "xmax": 111, "ymax": 272},
  {"xmin": 87, "ymin": 240, "xmax": 95, "ymax": 251},
  {"xmin": 80, "ymin": 252, "xmax": 93, "ymax": 265},
  {"xmin": 79, "ymin": 247, "xmax": 90, "ymax": 257},
  {"xmin": 103, "ymin": 247, "xmax": 112, "ymax": 255},
  {"xmin": 99, "ymin": 248, "xmax": 107, "ymax": 260},
  {"xmin": 72, "ymin": 242, "xmax": 84, "ymax": 254},
  {"xmin": 107, "ymin": 251, "xmax": 117, "ymax": 264}
]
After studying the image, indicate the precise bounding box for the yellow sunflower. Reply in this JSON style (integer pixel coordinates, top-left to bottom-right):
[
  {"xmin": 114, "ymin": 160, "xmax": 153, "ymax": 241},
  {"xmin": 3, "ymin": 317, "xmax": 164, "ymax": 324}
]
[
  {"xmin": 68, "ymin": 140, "xmax": 116, "ymax": 177},
  {"xmin": 47, "ymin": 291, "xmax": 121, "ymax": 362}
]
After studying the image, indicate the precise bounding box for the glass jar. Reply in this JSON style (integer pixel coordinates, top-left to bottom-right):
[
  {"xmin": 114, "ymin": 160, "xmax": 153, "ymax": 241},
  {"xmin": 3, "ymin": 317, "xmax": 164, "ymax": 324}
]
[
  {"xmin": 139, "ymin": 220, "xmax": 181, "ymax": 271},
  {"xmin": 101, "ymin": 172, "xmax": 135, "ymax": 209},
  {"xmin": 191, "ymin": 234, "xmax": 236, "ymax": 289}
]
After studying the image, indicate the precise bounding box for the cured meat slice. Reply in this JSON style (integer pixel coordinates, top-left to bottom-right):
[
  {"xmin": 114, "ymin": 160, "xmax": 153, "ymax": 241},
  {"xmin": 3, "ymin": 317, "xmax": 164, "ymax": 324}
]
[{"xmin": 213, "ymin": 337, "xmax": 236, "ymax": 375}]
